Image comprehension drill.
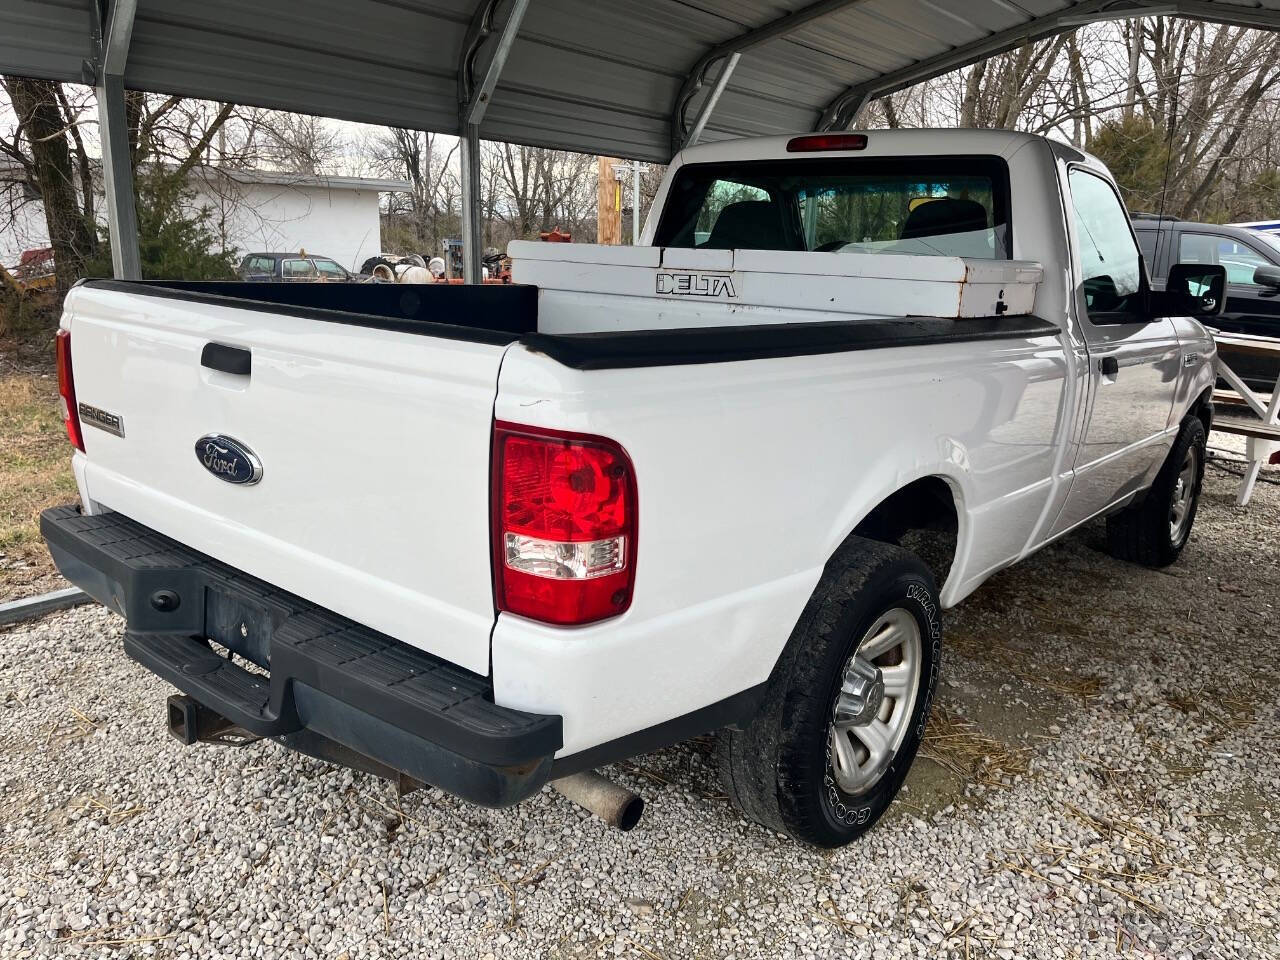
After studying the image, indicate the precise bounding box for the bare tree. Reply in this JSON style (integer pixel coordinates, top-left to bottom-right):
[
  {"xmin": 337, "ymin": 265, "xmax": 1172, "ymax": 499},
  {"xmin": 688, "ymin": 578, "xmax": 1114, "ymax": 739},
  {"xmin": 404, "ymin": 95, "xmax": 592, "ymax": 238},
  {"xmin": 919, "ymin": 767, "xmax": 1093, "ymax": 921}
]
[
  {"xmin": 1, "ymin": 77, "xmax": 99, "ymax": 293},
  {"xmin": 372, "ymin": 127, "xmax": 459, "ymax": 256},
  {"xmin": 869, "ymin": 17, "xmax": 1280, "ymax": 222},
  {"xmin": 248, "ymin": 113, "xmax": 345, "ymax": 174},
  {"xmin": 489, "ymin": 143, "xmax": 595, "ymax": 242}
]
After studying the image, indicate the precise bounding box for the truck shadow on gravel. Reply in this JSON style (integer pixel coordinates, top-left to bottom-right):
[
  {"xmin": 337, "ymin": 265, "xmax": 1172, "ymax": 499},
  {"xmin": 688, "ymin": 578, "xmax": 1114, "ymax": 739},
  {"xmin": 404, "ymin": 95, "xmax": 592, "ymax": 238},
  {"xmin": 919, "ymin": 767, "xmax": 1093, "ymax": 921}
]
[{"xmin": 621, "ymin": 459, "xmax": 1280, "ymax": 844}]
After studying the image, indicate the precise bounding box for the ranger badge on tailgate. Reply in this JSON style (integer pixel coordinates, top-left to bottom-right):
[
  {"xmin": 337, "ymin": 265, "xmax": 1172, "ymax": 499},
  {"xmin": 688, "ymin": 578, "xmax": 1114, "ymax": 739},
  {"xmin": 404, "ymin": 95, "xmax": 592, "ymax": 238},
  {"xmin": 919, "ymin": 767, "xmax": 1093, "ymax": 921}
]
[{"xmin": 78, "ymin": 402, "xmax": 125, "ymax": 437}]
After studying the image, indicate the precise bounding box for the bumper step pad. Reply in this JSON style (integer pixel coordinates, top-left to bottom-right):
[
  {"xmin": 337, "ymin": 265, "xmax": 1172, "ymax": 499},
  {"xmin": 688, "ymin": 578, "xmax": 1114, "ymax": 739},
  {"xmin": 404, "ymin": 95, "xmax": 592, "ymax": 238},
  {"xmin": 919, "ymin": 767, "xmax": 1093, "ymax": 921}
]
[{"xmin": 41, "ymin": 505, "xmax": 561, "ymax": 806}]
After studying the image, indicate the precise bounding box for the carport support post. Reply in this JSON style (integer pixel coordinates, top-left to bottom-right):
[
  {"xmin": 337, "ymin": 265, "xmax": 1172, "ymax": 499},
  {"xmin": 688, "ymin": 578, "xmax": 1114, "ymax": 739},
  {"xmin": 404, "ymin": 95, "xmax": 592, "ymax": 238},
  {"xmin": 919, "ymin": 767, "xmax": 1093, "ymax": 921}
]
[
  {"xmin": 460, "ymin": 125, "xmax": 483, "ymax": 284},
  {"xmin": 96, "ymin": 0, "xmax": 141, "ymax": 280}
]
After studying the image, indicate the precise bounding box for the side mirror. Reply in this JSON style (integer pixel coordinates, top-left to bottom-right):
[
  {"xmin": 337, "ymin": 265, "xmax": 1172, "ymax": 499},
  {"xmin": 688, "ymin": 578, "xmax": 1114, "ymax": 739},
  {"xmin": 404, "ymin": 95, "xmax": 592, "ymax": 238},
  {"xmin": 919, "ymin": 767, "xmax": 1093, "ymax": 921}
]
[
  {"xmin": 1254, "ymin": 263, "xmax": 1280, "ymax": 293},
  {"xmin": 1164, "ymin": 262, "xmax": 1226, "ymax": 318}
]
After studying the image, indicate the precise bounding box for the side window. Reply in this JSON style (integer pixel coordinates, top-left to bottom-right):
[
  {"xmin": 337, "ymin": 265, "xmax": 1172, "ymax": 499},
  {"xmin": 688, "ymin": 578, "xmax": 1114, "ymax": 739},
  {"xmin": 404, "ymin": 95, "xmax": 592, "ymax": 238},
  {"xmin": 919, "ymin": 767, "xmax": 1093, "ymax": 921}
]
[
  {"xmin": 1180, "ymin": 234, "xmax": 1271, "ymax": 286},
  {"xmin": 312, "ymin": 258, "xmax": 348, "ymax": 279},
  {"xmin": 244, "ymin": 255, "xmax": 274, "ymax": 275},
  {"xmin": 282, "ymin": 258, "xmax": 316, "ymax": 280},
  {"xmin": 1069, "ymin": 169, "xmax": 1144, "ymax": 319},
  {"xmin": 1134, "ymin": 229, "xmax": 1159, "ymax": 269}
]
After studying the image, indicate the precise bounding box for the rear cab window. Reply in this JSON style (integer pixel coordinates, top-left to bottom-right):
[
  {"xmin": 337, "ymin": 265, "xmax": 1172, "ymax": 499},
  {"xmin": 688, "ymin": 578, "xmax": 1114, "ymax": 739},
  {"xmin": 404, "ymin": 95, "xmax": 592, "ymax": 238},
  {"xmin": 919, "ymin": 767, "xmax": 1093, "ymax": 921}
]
[{"xmin": 653, "ymin": 156, "xmax": 1011, "ymax": 259}]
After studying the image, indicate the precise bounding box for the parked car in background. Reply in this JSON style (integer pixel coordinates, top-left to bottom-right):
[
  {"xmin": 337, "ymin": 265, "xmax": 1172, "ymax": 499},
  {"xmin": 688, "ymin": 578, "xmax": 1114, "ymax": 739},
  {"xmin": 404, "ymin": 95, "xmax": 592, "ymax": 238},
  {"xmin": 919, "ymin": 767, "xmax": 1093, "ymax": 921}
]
[
  {"xmin": 1231, "ymin": 219, "xmax": 1280, "ymax": 242},
  {"xmin": 1134, "ymin": 215, "xmax": 1280, "ymax": 391},
  {"xmin": 237, "ymin": 252, "xmax": 358, "ymax": 283}
]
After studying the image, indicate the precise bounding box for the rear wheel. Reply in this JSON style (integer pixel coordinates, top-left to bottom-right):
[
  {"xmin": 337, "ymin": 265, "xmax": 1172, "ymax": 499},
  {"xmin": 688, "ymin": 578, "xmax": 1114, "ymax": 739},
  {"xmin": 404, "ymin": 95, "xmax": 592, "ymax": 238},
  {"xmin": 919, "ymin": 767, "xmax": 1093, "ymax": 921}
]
[
  {"xmin": 1105, "ymin": 416, "xmax": 1206, "ymax": 567},
  {"xmin": 716, "ymin": 538, "xmax": 940, "ymax": 847}
]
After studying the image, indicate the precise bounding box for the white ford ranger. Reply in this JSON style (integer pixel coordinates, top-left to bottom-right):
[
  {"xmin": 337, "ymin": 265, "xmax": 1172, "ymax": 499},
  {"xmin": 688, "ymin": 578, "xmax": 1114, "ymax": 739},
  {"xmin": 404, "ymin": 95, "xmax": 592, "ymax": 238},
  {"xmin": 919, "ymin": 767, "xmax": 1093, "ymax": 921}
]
[{"xmin": 43, "ymin": 130, "xmax": 1224, "ymax": 847}]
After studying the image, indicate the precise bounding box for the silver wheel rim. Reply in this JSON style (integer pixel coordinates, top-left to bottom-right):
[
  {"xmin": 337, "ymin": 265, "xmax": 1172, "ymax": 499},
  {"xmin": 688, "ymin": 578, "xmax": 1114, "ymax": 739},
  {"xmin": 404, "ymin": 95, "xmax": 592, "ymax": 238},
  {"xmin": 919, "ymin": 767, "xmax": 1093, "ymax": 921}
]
[
  {"xmin": 828, "ymin": 608, "xmax": 922, "ymax": 797},
  {"xmin": 1169, "ymin": 445, "xmax": 1198, "ymax": 545}
]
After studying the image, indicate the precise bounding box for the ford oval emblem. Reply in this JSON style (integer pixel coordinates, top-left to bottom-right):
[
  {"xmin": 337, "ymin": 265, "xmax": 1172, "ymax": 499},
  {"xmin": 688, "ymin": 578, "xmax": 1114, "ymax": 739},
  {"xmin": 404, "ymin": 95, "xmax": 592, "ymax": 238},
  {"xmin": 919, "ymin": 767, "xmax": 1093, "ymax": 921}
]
[{"xmin": 195, "ymin": 435, "xmax": 263, "ymax": 485}]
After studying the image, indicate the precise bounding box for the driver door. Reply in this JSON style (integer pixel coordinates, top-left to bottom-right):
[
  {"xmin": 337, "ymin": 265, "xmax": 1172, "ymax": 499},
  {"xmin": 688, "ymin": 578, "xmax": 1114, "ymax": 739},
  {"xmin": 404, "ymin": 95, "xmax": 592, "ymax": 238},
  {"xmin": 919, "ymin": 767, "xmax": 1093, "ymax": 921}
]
[{"xmin": 1049, "ymin": 167, "xmax": 1181, "ymax": 537}]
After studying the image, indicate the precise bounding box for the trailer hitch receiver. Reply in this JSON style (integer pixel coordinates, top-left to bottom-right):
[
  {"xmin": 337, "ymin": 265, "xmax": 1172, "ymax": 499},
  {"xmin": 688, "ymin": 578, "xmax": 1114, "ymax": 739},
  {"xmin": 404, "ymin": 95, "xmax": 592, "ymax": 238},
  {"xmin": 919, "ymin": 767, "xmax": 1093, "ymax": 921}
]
[{"xmin": 166, "ymin": 694, "xmax": 260, "ymax": 746}]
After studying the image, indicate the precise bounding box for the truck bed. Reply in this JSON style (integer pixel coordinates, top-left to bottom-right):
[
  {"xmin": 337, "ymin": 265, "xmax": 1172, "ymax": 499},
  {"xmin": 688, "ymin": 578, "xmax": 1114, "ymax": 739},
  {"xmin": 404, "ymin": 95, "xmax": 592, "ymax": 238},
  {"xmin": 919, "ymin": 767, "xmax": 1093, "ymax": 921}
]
[
  {"xmin": 521, "ymin": 314, "xmax": 1061, "ymax": 369},
  {"xmin": 79, "ymin": 278, "xmax": 1057, "ymax": 371},
  {"xmin": 83, "ymin": 278, "xmax": 538, "ymax": 341}
]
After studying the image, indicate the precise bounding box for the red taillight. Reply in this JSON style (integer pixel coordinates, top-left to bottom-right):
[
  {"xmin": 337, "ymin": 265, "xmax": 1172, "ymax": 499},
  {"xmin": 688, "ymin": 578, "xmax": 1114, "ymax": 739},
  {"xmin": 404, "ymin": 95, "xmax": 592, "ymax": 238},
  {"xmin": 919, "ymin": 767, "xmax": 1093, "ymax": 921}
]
[
  {"xmin": 786, "ymin": 133, "xmax": 868, "ymax": 153},
  {"xmin": 492, "ymin": 421, "xmax": 637, "ymax": 626},
  {"xmin": 55, "ymin": 329, "xmax": 84, "ymax": 452}
]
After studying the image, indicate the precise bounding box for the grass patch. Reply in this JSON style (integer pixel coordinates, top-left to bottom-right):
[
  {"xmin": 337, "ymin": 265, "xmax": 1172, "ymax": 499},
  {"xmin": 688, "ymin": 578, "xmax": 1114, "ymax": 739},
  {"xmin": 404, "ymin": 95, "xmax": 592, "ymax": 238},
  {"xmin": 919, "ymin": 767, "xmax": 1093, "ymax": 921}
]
[{"xmin": 0, "ymin": 369, "xmax": 78, "ymax": 599}]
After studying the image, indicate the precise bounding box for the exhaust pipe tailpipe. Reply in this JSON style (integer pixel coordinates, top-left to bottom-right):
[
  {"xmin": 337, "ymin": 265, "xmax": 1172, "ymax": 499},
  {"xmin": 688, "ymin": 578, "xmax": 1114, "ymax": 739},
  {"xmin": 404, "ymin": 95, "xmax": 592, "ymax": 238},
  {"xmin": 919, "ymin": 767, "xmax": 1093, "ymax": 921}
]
[{"xmin": 551, "ymin": 770, "xmax": 644, "ymax": 831}]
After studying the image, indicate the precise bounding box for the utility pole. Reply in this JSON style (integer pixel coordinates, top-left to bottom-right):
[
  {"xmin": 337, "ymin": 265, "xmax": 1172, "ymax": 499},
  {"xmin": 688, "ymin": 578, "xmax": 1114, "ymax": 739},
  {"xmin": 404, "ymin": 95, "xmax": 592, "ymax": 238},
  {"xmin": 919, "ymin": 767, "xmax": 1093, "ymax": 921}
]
[
  {"xmin": 597, "ymin": 156, "xmax": 621, "ymax": 245},
  {"xmin": 614, "ymin": 159, "xmax": 649, "ymax": 245}
]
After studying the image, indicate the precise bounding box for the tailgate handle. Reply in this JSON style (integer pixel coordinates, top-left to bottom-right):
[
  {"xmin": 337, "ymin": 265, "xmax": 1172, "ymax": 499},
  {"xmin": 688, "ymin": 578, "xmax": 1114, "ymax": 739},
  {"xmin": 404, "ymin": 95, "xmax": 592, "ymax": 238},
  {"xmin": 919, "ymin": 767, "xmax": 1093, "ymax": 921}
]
[{"xmin": 201, "ymin": 343, "xmax": 251, "ymax": 377}]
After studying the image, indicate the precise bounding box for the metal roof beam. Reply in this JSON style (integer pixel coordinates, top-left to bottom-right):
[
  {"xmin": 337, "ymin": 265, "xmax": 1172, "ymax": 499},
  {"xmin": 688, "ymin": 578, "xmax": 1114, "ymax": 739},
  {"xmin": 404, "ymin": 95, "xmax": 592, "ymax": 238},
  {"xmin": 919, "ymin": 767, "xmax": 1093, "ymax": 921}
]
[
  {"xmin": 818, "ymin": 0, "xmax": 1132, "ymax": 128},
  {"xmin": 684, "ymin": 52, "xmax": 740, "ymax": 148},
  {"xmin": 95, "ymin": 0, "xmax": 140, "ymax": 280},
  {"xmin": 99, "ymin": 0, "xmax": 135, "ymax": 77},
  {"xmin": 818, "ymin": 0, "xmax": 1280, "ymax": 131},
  {"xmin": 458, "ymin": 0, "xmax": 530, "ymax": 283},
  {"xmin": 459, "ymin": 0, "xmax": 531, "ymax": 129},
  {"xmin": 818, "ymin": 0, "xmax": 1149, "ymax": 130},
  {"xmin": 671, "ymin": 0, "xmax": 876, "ymax": 153},
  {"xmin": 1164, "ymin": 1, "xmax": 1280, "ymax": 32}
]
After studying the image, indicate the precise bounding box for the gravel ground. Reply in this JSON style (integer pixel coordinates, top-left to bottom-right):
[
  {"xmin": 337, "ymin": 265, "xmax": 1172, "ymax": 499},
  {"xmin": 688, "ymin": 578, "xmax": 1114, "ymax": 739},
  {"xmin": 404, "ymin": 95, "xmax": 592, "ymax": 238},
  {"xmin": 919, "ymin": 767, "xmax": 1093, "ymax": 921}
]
[{"xmin": 1, "ymin": 441, "xmax": 1277, "ymax": 960}]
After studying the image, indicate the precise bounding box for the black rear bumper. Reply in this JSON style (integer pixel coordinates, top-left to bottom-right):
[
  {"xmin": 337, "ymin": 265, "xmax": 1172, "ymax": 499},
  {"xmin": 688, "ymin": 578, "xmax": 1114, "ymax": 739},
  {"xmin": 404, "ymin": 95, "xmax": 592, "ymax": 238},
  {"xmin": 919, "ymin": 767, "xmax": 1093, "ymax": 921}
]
[{"xmin": 40, "ymin": 505, "xmax": 562, "ymax": 807}]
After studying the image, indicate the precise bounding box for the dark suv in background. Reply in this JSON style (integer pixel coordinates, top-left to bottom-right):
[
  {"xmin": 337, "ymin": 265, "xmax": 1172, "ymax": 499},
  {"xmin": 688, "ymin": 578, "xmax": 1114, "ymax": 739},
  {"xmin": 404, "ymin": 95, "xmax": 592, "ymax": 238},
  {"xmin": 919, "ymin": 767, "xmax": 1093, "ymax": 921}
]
[{"xmin": 1133, "ymin": 215, "xmax": 1280, "ymax": 391}]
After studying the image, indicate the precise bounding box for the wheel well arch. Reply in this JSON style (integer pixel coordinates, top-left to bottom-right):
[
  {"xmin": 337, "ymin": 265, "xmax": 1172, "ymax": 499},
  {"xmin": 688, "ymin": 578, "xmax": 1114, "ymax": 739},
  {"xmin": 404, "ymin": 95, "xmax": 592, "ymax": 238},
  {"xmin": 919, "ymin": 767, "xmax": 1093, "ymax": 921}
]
[
  {"xmin": 758, "ymin": 474, "xmax": 964, "ymax": 696},
  {"xmin": 840, "ymin": 475, "xmax": 962, "ymax": 592},
  {"xmin": 1188, "ymin": 384, "xmax": 1214, "ymax": 435}
]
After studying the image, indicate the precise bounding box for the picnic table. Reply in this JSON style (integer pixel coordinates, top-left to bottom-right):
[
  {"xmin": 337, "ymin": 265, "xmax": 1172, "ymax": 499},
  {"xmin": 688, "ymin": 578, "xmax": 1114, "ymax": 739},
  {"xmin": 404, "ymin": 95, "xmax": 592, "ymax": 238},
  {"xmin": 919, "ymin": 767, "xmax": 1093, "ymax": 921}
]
[{"xmin": 1211, "ymin": 329, "xmax": 1280, "ymax": 505}]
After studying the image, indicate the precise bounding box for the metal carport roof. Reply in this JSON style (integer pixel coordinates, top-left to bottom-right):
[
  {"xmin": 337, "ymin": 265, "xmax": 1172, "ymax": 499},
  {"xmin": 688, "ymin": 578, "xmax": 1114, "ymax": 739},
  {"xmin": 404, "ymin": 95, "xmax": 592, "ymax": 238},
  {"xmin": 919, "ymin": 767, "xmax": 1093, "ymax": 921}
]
[
  {"xmin": 5, "ymin": 0, "xmax": 1280, "ymax": 163},
  {"xmin": 4, "ymin": 0, "xmax": 1279, "ymax": 279}
]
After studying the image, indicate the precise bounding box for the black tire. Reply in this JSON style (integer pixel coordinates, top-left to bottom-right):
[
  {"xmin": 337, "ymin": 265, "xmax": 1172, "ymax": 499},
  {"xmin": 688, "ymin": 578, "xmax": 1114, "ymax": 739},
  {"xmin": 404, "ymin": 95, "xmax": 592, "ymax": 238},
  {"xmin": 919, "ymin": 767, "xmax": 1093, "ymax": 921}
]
[
  {"xmin": 716, "ymin": 537, "xmax": 941, "ymax": 847},
  {"xmin": 1105, "ymin": 416, "xmax": 1206, "ymax": 568}
]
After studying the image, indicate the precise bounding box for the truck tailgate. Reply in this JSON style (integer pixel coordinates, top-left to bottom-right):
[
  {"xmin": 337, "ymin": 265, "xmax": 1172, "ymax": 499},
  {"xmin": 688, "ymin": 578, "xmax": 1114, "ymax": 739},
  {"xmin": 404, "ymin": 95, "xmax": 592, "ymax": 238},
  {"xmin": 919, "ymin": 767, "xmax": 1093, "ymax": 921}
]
[{"xmin": 64, "ymin": 283, "xmax": 513, "ymax": 675}]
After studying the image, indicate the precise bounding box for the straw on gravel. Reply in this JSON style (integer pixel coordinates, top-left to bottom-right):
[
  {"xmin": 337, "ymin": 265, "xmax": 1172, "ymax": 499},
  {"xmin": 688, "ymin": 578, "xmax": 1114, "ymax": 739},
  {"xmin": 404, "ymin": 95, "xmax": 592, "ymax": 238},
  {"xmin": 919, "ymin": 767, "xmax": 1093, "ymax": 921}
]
[{"xmin": 918, "ymin": 705, "xmax": 1030, "ymax": 787}]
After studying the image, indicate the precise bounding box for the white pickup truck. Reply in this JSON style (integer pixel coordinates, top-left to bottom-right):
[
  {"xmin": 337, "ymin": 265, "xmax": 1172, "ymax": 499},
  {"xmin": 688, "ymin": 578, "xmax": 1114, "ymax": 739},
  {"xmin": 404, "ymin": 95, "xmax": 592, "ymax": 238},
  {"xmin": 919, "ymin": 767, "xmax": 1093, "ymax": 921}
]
[{"xmin": 44, "ymin": 129, "xmax": 1225, "ymax": 847}]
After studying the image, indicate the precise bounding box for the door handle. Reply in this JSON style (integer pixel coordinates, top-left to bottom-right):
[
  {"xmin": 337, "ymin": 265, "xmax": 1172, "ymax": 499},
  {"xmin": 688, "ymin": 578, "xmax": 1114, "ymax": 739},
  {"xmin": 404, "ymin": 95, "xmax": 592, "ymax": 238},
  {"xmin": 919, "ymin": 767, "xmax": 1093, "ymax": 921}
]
[
  {"xmin": 1099, "ymin": 356, "xmax": 1119, "ymax": 377},
  {"xmin": 201, "ymin": 342, "xmax": 251, "ymax": 376}
]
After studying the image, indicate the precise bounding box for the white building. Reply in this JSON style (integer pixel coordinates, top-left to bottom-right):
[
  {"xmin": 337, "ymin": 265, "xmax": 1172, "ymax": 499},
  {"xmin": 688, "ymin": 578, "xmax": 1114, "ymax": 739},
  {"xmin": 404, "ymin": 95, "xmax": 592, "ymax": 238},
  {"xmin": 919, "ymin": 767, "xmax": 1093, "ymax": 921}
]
[
  {"xmin": 0, "ymin": 178, "xmax": 48, "ymax": 272},
  {"xmin": 1, "ymin": 165, "xmax": 411, "ymax": 273},
  {"xmin": 186, "ymin": 168, "xmax": 411, "ymax": 271}
]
